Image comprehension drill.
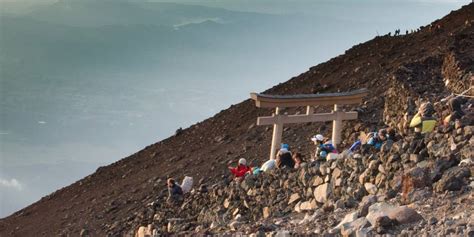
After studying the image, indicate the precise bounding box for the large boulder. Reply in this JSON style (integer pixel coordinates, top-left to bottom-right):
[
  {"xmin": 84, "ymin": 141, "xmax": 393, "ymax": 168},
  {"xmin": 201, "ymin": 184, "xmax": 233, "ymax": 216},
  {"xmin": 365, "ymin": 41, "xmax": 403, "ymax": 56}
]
[
  {"xmin": 387, "ymin": 206, "xmax": 423, "ymax": 224},
  {"xmin": 366, "ymin": 202, "xmax": 422, "ymax": 227},
  {"xmin": 431, "ymin": 155, "xmax": 461, "ymax": 182},
  {"xmin": 364, "ymin": 183, "xmax": 378, "ymax": 195},
  {"xmin": 312, "ymin": 176, "xmax": 324, "ymax": 187},
  {"xmin": 314, "ymin": 183, "xmax": 332, "ymax": 203},
  {"xmin": 435, "ymin": 166, "xmax": 471, "ymax": 192},
  {"xmin": 330, "ymin": 211, "xmax": 359, "ymax": 234},
  {"xmin": 366, "ymin": 202, "xmax": 396, "ymax": 226},
  {"xmin": 358, "ymin": 195, "xmax": 377, "ymax": 217},
  {"xmin": 341, "ymin": 217, "xmax": 370, "ymax": 236},
  {"xmin": 288, "ymin": 193, "xmax": 301, "ymax": 205},
  {"xmin": 402, "ymin": 167, "xmax": 432, "ymax": 201},
  {"xmin": 299, "ymin": 199, "xmax": 317, "ymax": 211}
]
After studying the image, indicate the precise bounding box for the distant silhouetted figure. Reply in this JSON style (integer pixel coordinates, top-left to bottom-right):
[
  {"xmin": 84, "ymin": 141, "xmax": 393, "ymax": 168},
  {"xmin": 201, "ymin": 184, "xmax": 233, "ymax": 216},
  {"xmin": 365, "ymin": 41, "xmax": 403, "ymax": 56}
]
[{"xmin": 394, "ymin": 29, "xmax": 400, "ymax": 36}]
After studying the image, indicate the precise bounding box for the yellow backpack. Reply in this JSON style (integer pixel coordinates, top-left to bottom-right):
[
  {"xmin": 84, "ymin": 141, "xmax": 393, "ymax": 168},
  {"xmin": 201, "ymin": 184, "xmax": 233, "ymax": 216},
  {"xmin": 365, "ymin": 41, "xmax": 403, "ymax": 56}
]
[{"xmin": 421, "ymin": 120, "xmax": 436, "ymax": 133}]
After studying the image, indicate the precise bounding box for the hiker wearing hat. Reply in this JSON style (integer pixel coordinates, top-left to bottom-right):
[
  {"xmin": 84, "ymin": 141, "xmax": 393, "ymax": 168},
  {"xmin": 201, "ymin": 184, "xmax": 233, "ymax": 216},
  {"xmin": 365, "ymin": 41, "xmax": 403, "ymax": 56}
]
[
  {"xmin": 366, "ymin": 129, "xmax": 388, "ymax": 151},
  {"xmin": 311, "ymin": 134, "xmax": 337, "ymax": 161},
  {"xmin": 228, "ymin": 158, "xmax": 252, "ymax": 181},
  {"xmin": 276, "ymin": 143, "xmax": 295, "ymax": 169},
  {"xmin": 409, "ymin": 102, "xmax": 437, "ymax": 134}
]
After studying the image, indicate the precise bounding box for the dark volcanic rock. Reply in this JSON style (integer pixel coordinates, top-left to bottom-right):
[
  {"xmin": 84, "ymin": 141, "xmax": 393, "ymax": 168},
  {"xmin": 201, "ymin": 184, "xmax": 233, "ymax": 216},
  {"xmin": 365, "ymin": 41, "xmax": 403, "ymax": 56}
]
[{"xmin": 435, "ymin": 166, "xmax": 471, "ymax": 192}]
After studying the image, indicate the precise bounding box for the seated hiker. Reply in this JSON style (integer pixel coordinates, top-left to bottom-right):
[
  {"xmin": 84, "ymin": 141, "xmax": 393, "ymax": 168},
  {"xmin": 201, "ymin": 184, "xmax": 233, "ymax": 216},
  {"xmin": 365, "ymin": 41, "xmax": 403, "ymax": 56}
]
[
  {"xmin": 386, "ymin": 127, "xmax": 400, "ymax": 142},
  {"xmin": 348, "ymin": 134, "xmax": 362, "ymax": 154},
  {"xmin": 228, "ymin": 158, "xmax": 252, "ymax": 180},
  {"xmin": 261, "ymin": 159, "xmax": 276, "ymax": 172},
  {"xmin": 409, "ymin": 101, "xmax": 437, "ymax": 134},
  {"xmin": 167, "ymin": 178, "xmax": 184, "ymax": 203},
  {"xmin": 311, "ymin": 134, "xmax": 338, "ymax": 161},
  {"xmin": 293, "ymin": 152, "xmax": 307, "ymax": 169},
  {"xmin": 443, "ymin": 97, "xmax": 465, "ymax": 127},
  {"xmin": 366, "ymin": 129, "xmax": 388, "ymax": 151},
  {"xmin": 408, "ymin": 102, "xmax": 437, "ymax": 155},
  {"xmin": 380, "ymin": 127, "xmax": 400, "ymax": 152},
  {"xmin": 276, "ymin": 144, "xmax": 295, "ymax": 169},
  {"xmin": 252, "ymin": 166, "xmax": 263, "ymax": 175}
]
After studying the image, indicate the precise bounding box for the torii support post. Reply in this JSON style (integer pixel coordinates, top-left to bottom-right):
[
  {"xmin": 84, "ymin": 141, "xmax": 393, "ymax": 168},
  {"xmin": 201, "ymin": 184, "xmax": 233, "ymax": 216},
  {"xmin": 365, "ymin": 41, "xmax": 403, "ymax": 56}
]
[
  {"xmin": 250, "ymin": 89, "xmax": 368, "ymax": 160},
  {"xmin": 332, "ymin": 104, "xmax": 341, "ymax": 146},
  {"xmin": 269, "ymin": 107, "xmax": 283, "ymax": 161}
]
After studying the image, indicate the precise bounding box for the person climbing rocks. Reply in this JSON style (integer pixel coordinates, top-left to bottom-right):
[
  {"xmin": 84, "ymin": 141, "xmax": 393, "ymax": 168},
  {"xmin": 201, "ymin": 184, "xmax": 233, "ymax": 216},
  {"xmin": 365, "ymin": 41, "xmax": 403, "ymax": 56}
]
[
  {"xmin": 292, "ymin": 152, "xmax": 306, "ymax": 169},
  {"xmin": 409, "ymin": 101, "xmax": 437, "ymax": 134},
  {"xmin": 443, "ymin": 97, "xmax": 466, "ymax": 127},
  {"xmin": 276, "ymin": 144, "xmax": 295, "ymax": 169},
  {"xmin": 228, "ymin": 158, "xmax": 252, "ymax": 180},
  {"xmin": 167, "ymin": 178, "xmax": 184, "ymax": 203},
  {"xmin": 311, "ymin": 134, "xmax": 337, "ymax": 161},
  {"xmin": 366, "ymin": 129, "xmax": 388, "ymax": 151}
]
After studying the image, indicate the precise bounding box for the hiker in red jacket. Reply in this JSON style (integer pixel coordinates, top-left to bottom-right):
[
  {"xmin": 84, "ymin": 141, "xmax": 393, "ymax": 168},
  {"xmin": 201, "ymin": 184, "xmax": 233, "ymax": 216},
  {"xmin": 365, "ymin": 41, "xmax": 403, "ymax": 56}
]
[{"xmin": 228, "ymin": 158, "xmax": 252, "ymax": 180}]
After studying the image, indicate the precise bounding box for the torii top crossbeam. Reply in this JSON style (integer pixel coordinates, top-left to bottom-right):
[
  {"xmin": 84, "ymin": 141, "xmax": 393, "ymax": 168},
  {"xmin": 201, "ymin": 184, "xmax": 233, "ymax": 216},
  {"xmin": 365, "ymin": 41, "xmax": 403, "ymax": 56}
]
[
  {"xmin": 250, "ymin": 88, "xmax": 368, "ymax": 108},
  {"xmin": 250, "ymin": 88, "xmax": 368, "ymax": 160}
]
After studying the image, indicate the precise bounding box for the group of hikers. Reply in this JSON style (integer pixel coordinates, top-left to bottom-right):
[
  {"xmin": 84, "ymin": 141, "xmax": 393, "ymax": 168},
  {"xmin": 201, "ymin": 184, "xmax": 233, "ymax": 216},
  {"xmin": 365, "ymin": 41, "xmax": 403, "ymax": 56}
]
[{"xmin": 166, "ymin": 96, "xmax": 469, "ymax": 202}]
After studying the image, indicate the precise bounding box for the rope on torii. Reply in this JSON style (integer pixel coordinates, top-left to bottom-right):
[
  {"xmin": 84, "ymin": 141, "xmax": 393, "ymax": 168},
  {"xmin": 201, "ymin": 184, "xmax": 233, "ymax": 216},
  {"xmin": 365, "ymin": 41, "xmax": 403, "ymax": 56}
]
[{"xmin": 250, "ymin": 88, "xmax": 369, "ymax": 160}]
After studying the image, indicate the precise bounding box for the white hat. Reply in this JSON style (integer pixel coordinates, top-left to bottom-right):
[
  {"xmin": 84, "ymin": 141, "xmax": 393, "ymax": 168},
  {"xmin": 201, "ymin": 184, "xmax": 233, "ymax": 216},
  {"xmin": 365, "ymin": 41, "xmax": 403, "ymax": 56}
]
[
  {"xmin": 279, "ymin": 148, "xmax": 290, "ymax": 154},
  {"xmin": 311, "ymin": 134, "xmax": 324, "ymax": 142},
  {"xmin": 238, "ymin": 158, "xmax": 247, "ymax": 165}
]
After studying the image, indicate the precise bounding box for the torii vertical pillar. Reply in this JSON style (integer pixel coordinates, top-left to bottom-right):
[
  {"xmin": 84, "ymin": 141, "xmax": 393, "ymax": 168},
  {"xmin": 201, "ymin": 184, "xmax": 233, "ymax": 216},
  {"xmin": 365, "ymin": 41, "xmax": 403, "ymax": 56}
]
[
  {"xmin": 269, "ymin": 107, "xmax": 283, "ymax": 160},
  {"xmin": 332, "ymin": 104, "xmax": 342, "ymax": 148}
]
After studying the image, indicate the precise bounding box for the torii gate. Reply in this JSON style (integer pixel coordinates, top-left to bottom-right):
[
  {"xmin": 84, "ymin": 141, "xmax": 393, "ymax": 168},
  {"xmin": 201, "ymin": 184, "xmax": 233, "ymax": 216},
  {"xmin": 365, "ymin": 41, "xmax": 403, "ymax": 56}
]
[{"xmin": 250, "ymin": 88, "xmax": 369, "ymax": 160}]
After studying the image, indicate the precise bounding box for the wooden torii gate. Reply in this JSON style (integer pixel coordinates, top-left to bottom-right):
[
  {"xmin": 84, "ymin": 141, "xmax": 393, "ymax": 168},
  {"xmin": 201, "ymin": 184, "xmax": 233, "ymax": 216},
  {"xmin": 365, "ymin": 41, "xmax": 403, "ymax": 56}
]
[{"xmin": 250, "ymin": 88, "xmax": 369, "ymax": 160}]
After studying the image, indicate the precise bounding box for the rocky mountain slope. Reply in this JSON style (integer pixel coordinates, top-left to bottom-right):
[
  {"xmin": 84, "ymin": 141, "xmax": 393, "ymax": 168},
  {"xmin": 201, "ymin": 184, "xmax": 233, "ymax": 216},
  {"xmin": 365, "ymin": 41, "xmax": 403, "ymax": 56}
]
[{"xmin": 1, "ymin": 3, "xmax": 473, "ymax": 236}]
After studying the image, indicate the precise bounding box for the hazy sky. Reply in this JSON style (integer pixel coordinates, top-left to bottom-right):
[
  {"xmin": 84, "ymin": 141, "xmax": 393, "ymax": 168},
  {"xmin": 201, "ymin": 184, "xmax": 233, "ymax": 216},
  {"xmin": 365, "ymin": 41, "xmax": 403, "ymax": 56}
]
[{"xmin": 0, "ymin": 0, "xmax": 470, "ymax": 218}]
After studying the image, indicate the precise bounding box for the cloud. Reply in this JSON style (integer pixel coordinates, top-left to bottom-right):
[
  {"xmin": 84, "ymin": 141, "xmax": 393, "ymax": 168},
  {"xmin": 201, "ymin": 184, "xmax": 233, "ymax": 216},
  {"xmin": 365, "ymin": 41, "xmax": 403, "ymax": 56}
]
[{"xmin": 0, "ymin": 178, "xmax": 23, "ymax": 191}]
